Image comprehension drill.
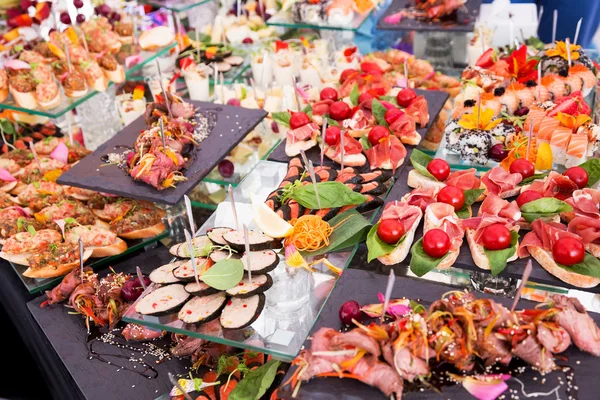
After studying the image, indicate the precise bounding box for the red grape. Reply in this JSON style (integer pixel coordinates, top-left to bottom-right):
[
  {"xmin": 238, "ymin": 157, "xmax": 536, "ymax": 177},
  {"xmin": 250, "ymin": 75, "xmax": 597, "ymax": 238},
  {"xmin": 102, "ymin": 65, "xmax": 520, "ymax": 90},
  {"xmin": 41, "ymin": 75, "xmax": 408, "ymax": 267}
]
[
  {"xmin": 59, "ymin": 12, "xmax": 71, "ymax": 24},
  {"xmin": 218, "ymin": 159, "xmax": 235, "ymax": 178},
  {"xmin": 73, "ymin": 0, "xmax": 84, "ymax": 9},
  {"xmin": 76, "ymin": 14, "xmax": 85, "ymax": 23},
  {"xmin": 339, "ymin": 300, "xmax": 363, "ymax": 325}
]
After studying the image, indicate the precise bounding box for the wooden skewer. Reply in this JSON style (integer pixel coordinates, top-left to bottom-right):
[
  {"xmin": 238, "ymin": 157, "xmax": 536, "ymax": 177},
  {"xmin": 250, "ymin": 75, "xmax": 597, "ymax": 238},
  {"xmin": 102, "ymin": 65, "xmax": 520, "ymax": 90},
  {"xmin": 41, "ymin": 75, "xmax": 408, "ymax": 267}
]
[
  {"xmin": 155, "ymin": 60, "xmax": 173, "ymax": 118},
  {"xmin": 308, "ymin": 160, "xmax": 321, "ymax": 209},
  {"xmin": 78, "ymin": 238, "xmax": 85, "ymax": 284},
  {"xmin": 184, "ymin": 195, "xmax": 196, "ymax": 237},
  {"xmin": 511, "ymin": 260, "xmax": 533, "ymax": 313},
  {"xmin": 185, "ymin": 229, "xmax": 201, "ymax": 287},
  {"xmin": 136, "ymin": 266, "xmax": 147, "ymax": 290},
  {"xmin": 243, "ymin": 224, "xmax": 252, "ymax": 284},
  {"xmin": 228, "ymin": 184, "xmax": 239, "ymax": 231},
  {"xmin": 380, "ymin": 269, "xmax": 395, "ymax": 323}
]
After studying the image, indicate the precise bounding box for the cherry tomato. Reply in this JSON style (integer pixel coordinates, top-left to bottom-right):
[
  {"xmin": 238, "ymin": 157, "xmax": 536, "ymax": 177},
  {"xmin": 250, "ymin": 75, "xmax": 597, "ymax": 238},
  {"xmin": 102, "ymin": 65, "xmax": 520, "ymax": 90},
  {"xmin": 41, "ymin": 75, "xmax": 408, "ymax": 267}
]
[
  {"xmin": 437, "ymin": 186, "xmax": 465, "ymax": 211},
  {"xmin": 368, "ymin": 126, "xmax": 390, "ymax": 146},
  {"xmin": 324, "ymin": 126, "xmax": 341, "ymax": 146},
  {"xmin": 516, "ymin": 190, "xmax": 543, "ymax": 208},
  {"xmin": 289, "ymin": 112, "xmax": 310, "ymax": 130},
  {"xmin": 422, "ymin": 229, "xmax": 451, "ymax": 258},
  {"xmin": 377, "ymin": 219, "xmax": 405, "ymax": 244},
  {"xmin": 552, "ymin": 237, "xmax": 585, "ymax": 266},
  {"xmin": 481, "ymin": 223, "xmax": 512, "ymax": 250},
  {"xmin": 358, "ymin": 92, "xmax": 374, "ymax": 104},
  {"xmin": 509, "ymin": 159, "xmax": 535, "ymax": 179},
  {"xmin": 320, "ymin": 87, "xmax": 338, "ymax": 101},
  {"xmin": 384, "ymin": 108, "xmax": 404, "ymax": 125},
  {"xmin": 340, "ymin": 69, "xmax": 357, "ymax": 84},
  {"xmin": 427, "ymin": 159, "xmax": 450, "ymax": 181},
  {"xmin": 396, "ymin": 88, "xmax": 417, "ymax": 108},
  {"xmin": 329, "ymin": 101, "xmax": 351, "ymax": 121},
  {"xmin": 564, "ymin": 166, "xmax": 589, "ymax": 189}
]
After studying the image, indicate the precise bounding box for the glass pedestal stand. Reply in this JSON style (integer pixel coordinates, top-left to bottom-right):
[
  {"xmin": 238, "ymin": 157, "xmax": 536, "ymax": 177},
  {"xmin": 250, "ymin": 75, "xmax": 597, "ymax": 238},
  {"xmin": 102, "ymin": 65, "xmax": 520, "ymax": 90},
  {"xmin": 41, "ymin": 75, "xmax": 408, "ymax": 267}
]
[
  {"xmin": 470, "ymin": 272, "xmax": 518, "ymax": 297},
  {"xmin": 76, "ymin": 85, "xmax": 123, "ymax": 150},
  {"xmin": 319, "ymin": 29, "xmax": 356, "ymax": 49}
]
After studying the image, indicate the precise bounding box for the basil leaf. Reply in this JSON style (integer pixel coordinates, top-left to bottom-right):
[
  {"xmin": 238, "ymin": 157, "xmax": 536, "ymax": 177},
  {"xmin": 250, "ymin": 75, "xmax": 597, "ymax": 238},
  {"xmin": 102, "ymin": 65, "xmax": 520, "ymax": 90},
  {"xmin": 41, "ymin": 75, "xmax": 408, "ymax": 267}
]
[
  {"xmin": 464, "ymin": 189, "xmax": 484, "ymax": 206},
  {"xmin": 484, "ymin": 230, "xmax": 519, "ymax": 276},
  {"xmin": 456, "ymin": 207, "xmax": 471, "ymax": 219},
  {"xmin": 0, "ymin": 119, "xmax": 15, "ymax": 135},
  {"xmin": 579, "ymin": 158, "xmax": 600, "ymax": 187},
  {"xmin": 520, "ymin": 198, "xmax": 573, "ymax": 223},
  {"xmin": 518, "ymin": 173, "xmax": 548, "ymax": 186},
  {"xmin": 409, "ymin": 238, "xmax": 448, "ymax": 277},
  {"xmin": 366, "ymin": 223, "xmax": 405, "ymax": 262},
  {"xmin": 409, "ymin": 300, "xmax": 426, "ymax": 314},
  {"xmin": 303, "ymin": 209, "xmax": 371, "ymax": 256},
  {"xmin": 350, "ymin": 84, "xmax": 359, "ymax": 107},
  {"xmin": 200, "ymin": 259, "xmax": 243, "ymax": 290},
  {"xmin": 326, "ymin": 117, "xmax": 340, "ymax": 127},
  {"xmin": 271, "ymin": 111, "xmax": 290, "ymax": 128},
  {"xmin": 291, "ymin": 181, "xmax": 366, "ymax": 209},
  {"xmin": 360, "ymin": 134, "xmax": 372, "ymax": 151},
  {"xmin": 371, "ymin": 99, "xmax": 389, "ymax": 128},
  {"xmin": 380, "ymin": 96, "xmax": 399, "ymax": 107},
  {"xmin": 302, "ymin": 104, "xmax": 312, "ymax": 114},
  {"xmin": 229, "ymin": 360, "xmax": 281, "ymax": 400},
  {"xmin": 557, "ymin": 253, "xmax": 600, "ymax": 279},
  {"xmin": 410, "ymin": 149, "xmax": 437, "ymax": 180}
]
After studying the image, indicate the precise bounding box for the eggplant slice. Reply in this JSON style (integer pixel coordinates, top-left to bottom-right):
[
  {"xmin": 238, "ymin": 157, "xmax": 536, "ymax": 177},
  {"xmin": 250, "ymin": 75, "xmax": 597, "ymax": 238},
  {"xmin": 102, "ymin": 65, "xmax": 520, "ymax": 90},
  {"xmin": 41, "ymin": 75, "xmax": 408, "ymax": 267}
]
[
  {"xmin": 223, "ymin": 229, "xmax": 281, "ymax": 252},
  {"xmin": 224, "ymin": 55, "xmax": 244, "ymax": 66},
  {"xmin": 169, "ymin": 235, "xmax": 211, "ymax": 258},
  {"xmin": 149, "ymin": 260, "xmax": 187, "ymax": 284},
  {"xmin": 226, "ymin": 274, "xmax": 272, "ymax": 298},
  {"xmin": 178, "ymin": 292, "xmax": 227, "ymax": 324},
  {"xmin": 209, "ymin": 250, "xmax": 239, "ymax": 263},
  {"xmin": 207, "ymin": 227, "xmax": 233, "ymax": 246},
  {"xmin": 241, "ymin": 250, "xmax": 279, "ymax": 274},
  {"xmin": 184, "ymin": 281, "xmax": 219, "ymax": 297},
  {"xmin": 172, "ymin": 258, "xmax": 210, "ymax": 282},
  {"xmin": 135, "ymin": 284, "xmax": 190, "ymax": 316},
  {"xmin": 220, "ymin": 293, "xmax": 265, "ymax": 329}
]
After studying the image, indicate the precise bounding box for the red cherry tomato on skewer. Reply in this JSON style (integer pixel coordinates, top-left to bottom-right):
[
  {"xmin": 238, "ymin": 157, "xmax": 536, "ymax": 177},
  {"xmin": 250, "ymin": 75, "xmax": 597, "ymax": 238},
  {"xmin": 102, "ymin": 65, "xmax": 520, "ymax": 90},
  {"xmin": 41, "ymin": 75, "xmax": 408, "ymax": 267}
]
[
  {"xmin": 564, "ymin": 166, "xmax": 589, "ymax": 189},
  {"xmin": 509, "ymin": 159, "xmax": 535, "ymax": 179},
  {"xmin": 516, "ymin": 190, "xmax": 543, "ymax": 208},
  {"xmin": 396, "ymin": 88, "xmax": 416, "ymax": 108},
  {"xmin": 324, "ymin": 126, "xmax": 341, "ymax": 146},
  {"xmin": 368, "ymin": 126, "xmax": 390, "ymax": 146}
]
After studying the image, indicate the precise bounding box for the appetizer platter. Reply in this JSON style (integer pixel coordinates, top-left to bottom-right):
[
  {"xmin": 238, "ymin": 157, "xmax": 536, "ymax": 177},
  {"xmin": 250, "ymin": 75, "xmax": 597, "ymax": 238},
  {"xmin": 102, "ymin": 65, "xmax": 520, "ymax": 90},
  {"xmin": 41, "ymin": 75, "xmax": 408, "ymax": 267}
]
[
  {"xmin": 279, "ymin": 268, "xmax": 600, "ymax": 399},
  {"xmin": 377, "ymin": 0, "xmax": 482, "ymax": 32},
  {"xmin": 57, "ymin": 97, "xmax": 268, "ymax": 205}
]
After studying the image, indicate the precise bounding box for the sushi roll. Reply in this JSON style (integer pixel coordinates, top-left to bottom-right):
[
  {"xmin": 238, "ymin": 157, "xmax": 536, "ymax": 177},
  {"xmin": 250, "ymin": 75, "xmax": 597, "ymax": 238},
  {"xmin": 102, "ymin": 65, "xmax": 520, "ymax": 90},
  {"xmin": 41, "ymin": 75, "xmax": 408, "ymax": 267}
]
[
  {"xmin": 458, "ymin": 131, "xmax": 493, "ymax": 165},
  {"xmin": 223, "ymin": 229, "xmax": 282, "ymax": 252},
  {"xmin": 489, "ymin": 122, "xmax": 516, "ymax": 145},
  {"xmin": 569, "ymin": 65, "xmax": 597, "ymax": 97},
  {"xmin": 240, "ymin": 250, "xmax": 279, "ymax": 274},
  {"xmin": 480, "ymin": 94, "xmax": 502, "ymax": 117},
  {"xmin": 225, "ymin": 274, "xmax": 273, "ymax": 298},
  {"xmin": 494, "ymin": 87, "xmax": 519, "ymax": 115},
  {"xmin": 536, "ymin": 116, "xmax": 560, "ymax": 142},
  {"xmin": 149, "ymin": 261, "xmax": 187, "ymax": 284},
  {"xmin": 507, "ymin": 83, "xmax": 535, "ymax": 109},
  {"xmin": 135, "ymin": 284, "xmax": 190, "ymax": 316},
  {"xmin": 526, "ymin": 81, "xmax": 551, "ymax": 103},
  {"xmin": 444, "ymin": 119, "xmax": 463, "ymax": 153},
  {"xmin": 549, "ymin": 126, "xmax": 572, "ymax": 165},
  {"xmin": 178, "ymin": 293, "xmax": 227, "ymax": 325},
  {"xmin": 559, "ymin": 73, "xmax": 582, "ymax": 96},
  {"xmin": 541, "ymin": 75, "xmax": 565, "ymax": 101},
  {"xmin": 577, "ymin": 122, "xmax": 600, "ymax": 157},
  {"xmin": 220, "ymin": 293, "xmax": 265, "ymax": 329},
  {"xmin": 565, "ymin": 133, "xmax": 588, "ymax": 168}
]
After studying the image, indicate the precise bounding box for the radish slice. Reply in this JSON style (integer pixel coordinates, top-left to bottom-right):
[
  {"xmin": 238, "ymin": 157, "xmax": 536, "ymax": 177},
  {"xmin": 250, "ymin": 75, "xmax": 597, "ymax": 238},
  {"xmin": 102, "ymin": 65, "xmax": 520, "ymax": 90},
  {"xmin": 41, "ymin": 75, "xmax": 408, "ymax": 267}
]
[{"xmin": 50, "ymin": 141, "xmax": 69, "ymax": 164}]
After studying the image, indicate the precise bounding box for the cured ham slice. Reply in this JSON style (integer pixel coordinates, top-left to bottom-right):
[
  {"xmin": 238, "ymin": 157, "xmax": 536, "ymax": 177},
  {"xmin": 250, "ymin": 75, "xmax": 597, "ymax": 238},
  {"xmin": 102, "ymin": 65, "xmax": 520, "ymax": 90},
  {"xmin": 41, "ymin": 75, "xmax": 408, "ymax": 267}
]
[
  {"xmin": 424, "ymin": 202, "xmax": 464, "ymax": 250},
  {"xmin": 445, "ymin": 168, "xmax": 481, "ymax": 191},
  {"xmin": 365, "ymin": 136, "xmax": 407, "ymax": 173},
  {"xmin": 462, "ymin": 213, "xmax": 514, "ymax": 243},
  {"xmin": 389, "ymin": 114, "xmax": 420, "ymax": 145},
  {"xmin": 324, "ymin": 132, "xmax": 366, "ymax": 167},
  {"xmin": 402, "ymin": 187, "xmax": 437, "ymax": 211},
  {"xmin": 481, "ymin": 167, "xmax": 523, "ymax": 196},
  {"xmin": 568, "ymin": 217, "xmax": 600, "ymax": 244},
  {"xmin": 519, "ymin": 220, "xmax": 581, "ymax": 257},
  {"xmin": 287, "ymin": 123, "xmax": 319, "ymax": 144},
  {"xmin": 404, "ymin": 95, "xmax": 429, "ymax": 127},
  {"xmin": 565, "ymin": 189, "xmax": 600, "ymax": 219},
  {"xmin": 381, "ymin": 200, "xmax": 421, "ymax": 234},
  {"xmin": 312, "ymin": 100, "xmax": 333, "ymax": 116},
  {"xmin": 479, "ymin": 192, "xmax": 521, "ymax": 222},
  {"xmin": 528, "ymin": 171, "xmax": 579, "ymax": 200}
]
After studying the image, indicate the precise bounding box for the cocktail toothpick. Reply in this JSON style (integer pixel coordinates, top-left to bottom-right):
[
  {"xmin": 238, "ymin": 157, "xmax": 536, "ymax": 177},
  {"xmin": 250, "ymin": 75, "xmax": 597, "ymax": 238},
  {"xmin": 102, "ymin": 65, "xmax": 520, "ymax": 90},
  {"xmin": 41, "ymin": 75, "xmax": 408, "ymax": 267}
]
[
  {"xmin": 552, "ymin": 9, "xmax": 558, "ymax": 43},
  {"xmin": 213, "ymin": 62, "xmax": 218, "ymax": 99},
  {"xmin": 228, "ymin": 184, "xmax": 239, "ymax": 231},
  {"xmin": 380, "ymin": 269, "xmax": 395, "ymax": 323},
  {"xmin": 509, "ymin": 20, "xmax": 514, "ymax": 47},
  {"xmin": 184, "ymin": 195, "xmax": 196, "ymax": 236},
  {"xmin": 159, "ymin": 118, "xmax": 166, "ymax": 153},
  {"xmin": 67, "ymin": 116, "xmax": 73, "ymax": 145},
  {"xmin": 526, "ymin": 122, "xmax": 533, "ymax": 161},
  {"xmin": 168, "ymin": 373, "xmax": 194, "ymax": 400},
  {"xmin": 79, "ymin": 238, "xmax": 85, "ymax": 284},
  {"xmin": 237, "ymin": 0, "xmax": 241, "ymax": 18},
  {"xmin": 511, "ymin": 260, "xmax": 532, "ymax": 313},
  {"xmin": 185, "ymin": 229, "xmax": 201, "ymax": 286},
  {"xmin": 243, "ymin": 224, "xmax": 252, "ymax": 284},
  {"xmin": 476, "ymin": 93, "xmax": 481, "ymax": 134},
  {"xmin": 136, "ymin": 266, "xmax": 147, "ymax": 290},
  {"xmin": 28, "ymin": 141, "xmax": 40, "ymax": 169},
  {"xmin": 195, "ymin": 25, "xmax": 201, "ymax": 62},
  {"xmin": 537, "ymin": 61, "xmax": 542, "ymax": 100},
  {"xmin": 478, "ymin": 26, "xmax": 485, "ymax": 54},
  {"xmin": 537, "ymin": 5, "xmax": 544, "ymax": 32},
  {"xmin": 340, "ymin": 129, "xmax": 345, "ymax": 172},
  {"xmin": 403, "ymin": 59, "xmax": 408, "ymax": 88},
  {"xmin": 574, "ymin": 18, "xmax": 583, "ymax": 45},
  {"xmin": 155, "ymin": 60, "xmax": 173, "ymax": 118},
  {"xmin": 132, "ymin": 8, "xmax": 138, "ymax": 46},
  {"xmin": 320, "ymin": 119, "xmax": 327, "ymax": 166},
  {"xmin": 220, "ymin": 72, "xmax": 225, "ymax": 103},
  {"xmin": 308, "ymin": 160, "xmax": 321, "ymax": 209},
  {"xmin": 292, "ymin": 76, "xmax": 301, "ymax": 111},
  {"xmin": 566, "ymin": 38, "xmax": 572, "ymax": 67},
  {"xmin": 65, "ymin": 44, "xmax": 72, "ymax": 72}
]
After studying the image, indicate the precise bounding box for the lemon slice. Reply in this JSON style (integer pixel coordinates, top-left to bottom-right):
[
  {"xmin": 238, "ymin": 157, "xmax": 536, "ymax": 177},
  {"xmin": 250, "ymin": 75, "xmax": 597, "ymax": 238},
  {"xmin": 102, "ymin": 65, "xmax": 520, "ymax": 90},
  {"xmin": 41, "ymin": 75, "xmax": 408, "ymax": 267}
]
[
  {"xmin": 251, "ymin": 196, "xmax": 294, "ymax": 238},
  {"xmin": 535, "ymin": 142, "xmax": 553, "ymax": 171}
]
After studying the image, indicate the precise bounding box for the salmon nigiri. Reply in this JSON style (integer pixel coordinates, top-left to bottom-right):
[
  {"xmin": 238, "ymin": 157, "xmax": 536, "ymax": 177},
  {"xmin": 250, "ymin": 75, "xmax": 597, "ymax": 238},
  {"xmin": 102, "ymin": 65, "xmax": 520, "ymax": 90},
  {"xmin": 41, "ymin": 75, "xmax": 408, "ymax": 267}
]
[
  {"xmin": 550, "ymin": 125, "xmax": 573, "ymax": 165},
  {"xmin": 524, "ymin": 108, "xmax": 546, "ymax": 132},
  {"xmin": 565, "ymin": 133, "xmax": 588, "ymax": 168},
  {"xmin": 537, "ymin": 116, "xmax": 560, "ymax": 142}
]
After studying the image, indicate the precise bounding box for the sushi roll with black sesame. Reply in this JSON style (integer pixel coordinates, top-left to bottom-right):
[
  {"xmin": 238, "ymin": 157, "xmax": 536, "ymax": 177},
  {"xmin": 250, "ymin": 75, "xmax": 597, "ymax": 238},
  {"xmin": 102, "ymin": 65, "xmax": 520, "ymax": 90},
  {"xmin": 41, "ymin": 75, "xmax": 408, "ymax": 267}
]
[
  {"xmin": 444, "ymin": 119, "xmax": 463, "ymax": 153},
  {"xmin": 490, "ymin": 121, "xmax": 516, "ymax": 145},
  {"xmin": 458, "ymin": 131, "xmax": 493, "ymax": 165}
]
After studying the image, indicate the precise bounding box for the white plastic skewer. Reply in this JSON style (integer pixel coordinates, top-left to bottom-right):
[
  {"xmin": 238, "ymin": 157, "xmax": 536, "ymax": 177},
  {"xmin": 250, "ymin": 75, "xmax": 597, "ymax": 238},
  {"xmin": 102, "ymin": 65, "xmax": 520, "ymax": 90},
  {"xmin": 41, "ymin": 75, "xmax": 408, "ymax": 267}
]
[
  {"xmin": 237, "ymin": 0, "xmax": 241, "ymax": 18},
  {"xmin": 243, "ymin": 224, "xmax": 252, "ymax": 284},
  {"xmin": 213, "ymin": 62, "xmax": 218, "ymax": 100},
  {"xmin": 537, "ymin": 61, "xmax": 542, "ymax": 101},
  {"xmin": 566, "ymin": 38, "xmax": 572, "ymax": 67},
  {"xmin": 340, "ymin": 129, "xmax": 345, "ymax": 172},
  {"xmin": 552, "ymin": 9, "xmax": 558, "ymax": 43},
  {"xmin": 28, "ymin": 141, "xmax": 41, "ymax": 170},
  {"xmin": 292, "ymin": 76, "xmax": 301, "ymax": 112},
  {"xmin": 509, "ymin": 20, "xmax": 514, "ymax": 47},
  {"xmin": 79, "ymin": 238, "xmax": 85, "ymax": 284},
  {"xmin": 220, "ymin": 72, "xmax": 225, "ymax": 104},
  {"xmin": 537, "ymin": 6, "xmax": 543, "ymax": 32},
  {"xmin": 184, "ymin": 195, "xmax": 196, "ymax": 236},
  {"xmin": 195, "ymin": 25, "xmax": 201, "ymax": 62},
  {"xmin": 574, "ymin": 18, "xmax": 583, "ymax": 45},
  {"xmin": 403, "ymin": 60, "xmax": 408, "ymax": 88},
  {"xmin": 155, "ymin": 60, "xmax": 173, "ymax": 118},
  {"xmin": 132, "ymin": 7, "xmax": 137, "ymax": 46},
  {"xmin": 168, "ymin": 373, "xmax": 194, "ymax": 400},
  {"xmin": 67, "ymin": 116, "xmax": 73, "ymax": 145},
  {"xmin": 136, "ymin": 266, "xmax": 147, "ymax": 290},
  {"xmin": 308, "ymin": 160, "xmax": 321, "ymax": 209},
  {"xmin": 299, "ymin": 149, "xmax": 309, "ymax": 170},
  {"xmin": 511, "ymin": 260, "xmax": 533, "ymax": 313},
  {"xmin": 320, "ymin": 119, "xmax": 327, "ymax": 166},
  {"xmin": 185, "ymin": 229, "xmax": 201, "ymax": 286},
  {"xmin": 159, "ymin": 118, "xmax": 166, "ymax": 152},
  {"xmin": 526, "ymin": 122, "xmax": 533, "ymax": 161},
  {"xmin": 228, "ymin": 184, "xmax": 239, "ymax": 231},
  {"xmin": 380, "ymin": 269, "xmax": 395, "ymax": 323},
  {"xmin": 65, "ymin": 45, "xmax": 72, "ymax": 72},
  {"xmin": 476, "ymin": 93, "xmax": 481, "ymax": 134},
  {"xmin": 478, "ymin": 27, "xmax": 485, "ymax": 54}
]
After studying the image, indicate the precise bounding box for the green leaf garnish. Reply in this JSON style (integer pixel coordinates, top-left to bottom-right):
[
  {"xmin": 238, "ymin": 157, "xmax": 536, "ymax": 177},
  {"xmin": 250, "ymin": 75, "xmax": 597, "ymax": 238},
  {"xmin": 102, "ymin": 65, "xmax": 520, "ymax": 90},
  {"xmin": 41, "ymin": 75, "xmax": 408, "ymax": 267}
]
[
  {"xmin": 520, "ymin": 198, "xmax": 573, "ymax": 223},
  {"xmin": 410, "ymin": 149, "xmax": 437, "ymax": 180},
  {"xmin": 371, "ymin": 99, "xmax": 389, "ymax": 128},
  {"xmin": 484, "ymin": 230, "xmax": 519, "ymax": 276},
  {"xmin": 366, "ymin": 223, "xmax": 405, "ymax": 262},
  {"xmin": 200, "ymin": 258, "xmax": 244, "ymax": 290},
  {"xmin": 409, "ymin": 238, "xmax": 448, "ymax": 277},
  {"xmin": 349, "ymin": 84, "xmax": 359, "ymax": 107}
]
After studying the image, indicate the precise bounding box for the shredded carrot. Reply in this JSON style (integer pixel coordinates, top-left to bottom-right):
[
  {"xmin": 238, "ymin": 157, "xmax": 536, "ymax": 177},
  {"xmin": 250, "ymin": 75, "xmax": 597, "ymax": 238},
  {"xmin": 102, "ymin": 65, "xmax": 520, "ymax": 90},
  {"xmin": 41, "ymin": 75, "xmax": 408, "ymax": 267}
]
[{"xmin": 285, "ymin": 215, "xmax": 352, "ymax": 252}]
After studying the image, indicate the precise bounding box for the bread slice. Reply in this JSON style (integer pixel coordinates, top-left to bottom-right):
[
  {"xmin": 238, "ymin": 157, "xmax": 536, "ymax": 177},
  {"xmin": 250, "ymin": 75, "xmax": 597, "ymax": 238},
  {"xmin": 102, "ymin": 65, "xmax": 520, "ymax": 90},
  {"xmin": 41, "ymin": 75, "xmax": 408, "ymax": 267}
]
[
  {"xmin": 465, "ymin": 228, "xmax": 518, "ymax": 270},
  {"xmin": 400, "ymin": 131, "xmax": 422, "ymax": 146},
  {"xmin": 498, "ymin": 187, "xmax": 521, "ymax": 199},
  {"xmin": 0, "ymin": 251, "xmax": 33, "ymax": 266},
  {"xmin": 324, "ymin": 147, "xmax": 366, "ymax": 167},
  {"xmin": 9, "ymin": 87, "xmax": 37, "ymax": 109},
  {"xmin": 103, "ymin": 64, "xmax": 125, "ymax": 84},
  {"xmin": 377, "ymin": 209, "xmax": 423, "ymax": 265},
  {"xmin": 528, "ymin": 246, "xmax": 600, "ymax": 288},
  {"xmin": 0, "ymin": 88, "xmax": 8, "ymax": 103},
  {"xmin": 36, "ymin": 91, "xmax": 61, "ymax": 110},
  {"xmin": 347, "ymin": 128, "xmax": 370, "ymax": 138},
  {"xmin": 23, "ymin": 249, "xmax": 93, "ymax": 278},
  {"xmin": 117, "ymin": 222, "xmax": 165, "ymax": 240},
  {"xmin": 585, "ymin": 243, "xmax": 600, "ymax": 258},
  {"xmin": 87, "ymin": 75, "xmax": 108, "ymax": 92},
  {"xmin": 89, "ymin": 237, "xmax": 128, "ymax": 258},
  {"xmin": 407, "ymin": 169, "xmax": 486, "ymax": 201},
  {"xmin": 285, "ymin": 138, "xmax": 317, "ymax": 157}
]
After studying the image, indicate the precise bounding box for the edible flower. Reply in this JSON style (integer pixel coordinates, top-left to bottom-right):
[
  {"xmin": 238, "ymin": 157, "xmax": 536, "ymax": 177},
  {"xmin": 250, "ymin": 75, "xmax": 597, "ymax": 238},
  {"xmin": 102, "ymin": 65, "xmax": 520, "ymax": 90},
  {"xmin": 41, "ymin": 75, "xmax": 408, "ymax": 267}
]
[
  {"xmin": 50, "ymin": 141, "xmax": 69, "ymax": 164},
  {"xmin": 555, "ymin": 112, "xmax": 591, "ymax": 132},
  {"xmin": 546, "ymin": 40, "xmax": 581, "ymax": 61},
  {"xmin": 450, "ymin": 374, "xmax": 510, "ymax": 400},
  {"xmin": 506, "ymin": 45, "xmax": 538, "ymax": 83},
  {"xmin": 383, "ymin": 11, "xmax": 403, "ymax": 24},
  {"xmin": 0, "ymin": 167, "xmax": 16, "ymax": 182},
  {"xmin": 360, "ymin": 293, "xmax": 411, "ymax": 319},
  {"xmin": 284, "ymin": 244, "xmax": 316, "ymax": 272},
  {"xmin": 132, "ymin": 85, "xmax": 145, "ymax": 100},
  {"xmin": 275, "ymin": 40, "xmax": 289, "ymax": 53},
  {"xmin": 457, "ymin": 107, "xmax": 501, "ymax": 131}
]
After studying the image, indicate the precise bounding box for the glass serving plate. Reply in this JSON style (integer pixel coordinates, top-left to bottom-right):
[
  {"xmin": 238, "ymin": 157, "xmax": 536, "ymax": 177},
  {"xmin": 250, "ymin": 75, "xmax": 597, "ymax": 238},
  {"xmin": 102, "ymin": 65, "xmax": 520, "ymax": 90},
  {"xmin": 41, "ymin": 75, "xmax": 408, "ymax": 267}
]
[
  {"xmin": 10, "ymin": 231, "xmax": 168, "ymax": 294},
  {"xmin": 266, "ymin": 10, "xmax": 373, "ymax": 32},
  {"xmin": 139, "ymin": 0, "xmax": 211, "ymax": 13},
  {"xmin": 123, "ymin": 160, "xmax": 358, "ymax": 361},
  {"xmin": 0, "ymin": 43, "xmax": 176, "ymax": 119}
]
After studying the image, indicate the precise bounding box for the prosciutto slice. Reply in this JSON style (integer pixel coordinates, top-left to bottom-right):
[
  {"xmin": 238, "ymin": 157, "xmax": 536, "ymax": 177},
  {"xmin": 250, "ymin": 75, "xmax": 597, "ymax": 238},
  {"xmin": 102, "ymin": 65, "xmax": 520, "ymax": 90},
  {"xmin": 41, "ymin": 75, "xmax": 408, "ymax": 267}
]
[
  {"xmin": 568, "ymin": 217, "xmax": 600, "ymax": 244},
  {"xmin": 425, "ymin": 203, "xmax": 464, "ymax": 250},
  {"xmin": 403, "ymin": 187, "xmax": 437, "ymax": 211},
  {"xmin": 481, "ymin": 167, "xmax": 523, "ymax": 196},
  {"xmin": 565, "ymin": 189, "xmax": 600, "ymax": 219},
  {"xmin": 404, "ymin": 95, "xmax": 429, "ymax": 127},
  {"xmin": 445, "ymin": 169, "xmax": 481, "ymax": 191},
  {"xmin": 479, "ymin": 192, "xmax": 521, "ymax": 222},
  {"xmin": 389, "ymin": 114, "xmax": 420, "ymax": 144},
  {"xmin": 312, "ymin": 100, "xmax": 333, "ymax": 116},
  {"xmin": 344, "ymin": 109, "xmax": 371, "ymax": 131},
  {"xmin": 519, "ymin": 219, "xmax": 581, "ymax": 257},
  {"xmin": 529, "ymin": 172, "xmax": 579, "ymax": 200},
  {"xmin": 365, "ymin": 136, "xmax": 407, "ymax": 173},
  {"xmin": 328, "ymin": 132, "xmax": 364, "ymax": 157},
  {"xmin": 381, "ymin": 201, "xmax": 422, "ymax": 234},
  {"xmin": 287, "ymin": 123, "xmax": 319, "ymax": 144},
  {"xmin": 462, "ymin": 213, "xmax": 513, "ymax": 244}
]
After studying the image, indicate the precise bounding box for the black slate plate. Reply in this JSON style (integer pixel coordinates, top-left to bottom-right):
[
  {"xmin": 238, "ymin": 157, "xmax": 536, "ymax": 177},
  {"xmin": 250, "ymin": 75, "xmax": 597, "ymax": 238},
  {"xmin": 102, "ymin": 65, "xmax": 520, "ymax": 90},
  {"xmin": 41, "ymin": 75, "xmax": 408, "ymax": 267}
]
[
  {"xmin": 278, "ymin": 268, "xmax": 600, "ymax": 400},
  {"xmin": 267, "ymin": 89, "xmax": 448, "ymax": 171},
  {"xmin": 364, "ymin": 166, "xmax": 600, "ymax": 294},
  {"xmin": 58, "ymin": 101, "xmax": 267, "ymax": 206},
  {"xmin": 377, "ymin": 0, "xmax": 482, "ymax": 32},
  {"xmin": 27, "ymin": 246, "xmax": 192, "ymax": 400}
]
